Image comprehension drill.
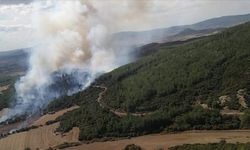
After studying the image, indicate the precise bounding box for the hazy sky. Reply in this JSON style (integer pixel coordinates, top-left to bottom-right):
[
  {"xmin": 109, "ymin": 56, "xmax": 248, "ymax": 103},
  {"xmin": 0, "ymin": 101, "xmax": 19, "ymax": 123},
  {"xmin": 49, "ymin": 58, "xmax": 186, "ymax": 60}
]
[{"xmin": 0, "ymin": 0, "xmax": 250, "ymax": 51}]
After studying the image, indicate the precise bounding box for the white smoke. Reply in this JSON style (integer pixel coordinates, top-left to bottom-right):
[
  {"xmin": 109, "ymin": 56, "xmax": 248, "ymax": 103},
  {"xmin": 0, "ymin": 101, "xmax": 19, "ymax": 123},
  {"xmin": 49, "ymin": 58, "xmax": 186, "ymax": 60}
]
[{"xmin": 0, "ymin": 0, "xmax": 154, "ymax": 122}]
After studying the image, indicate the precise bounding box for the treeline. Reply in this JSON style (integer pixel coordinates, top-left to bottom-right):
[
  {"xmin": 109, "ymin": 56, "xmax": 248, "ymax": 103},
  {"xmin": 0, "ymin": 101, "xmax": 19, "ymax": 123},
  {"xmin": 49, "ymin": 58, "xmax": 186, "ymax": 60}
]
[
  {"xmin": 169, "ymin": 141, "xmax": 250, "ymax": 150},
  {"xmin": 45, "ymin": 87, "xmax": 102, "ymax": 113}
]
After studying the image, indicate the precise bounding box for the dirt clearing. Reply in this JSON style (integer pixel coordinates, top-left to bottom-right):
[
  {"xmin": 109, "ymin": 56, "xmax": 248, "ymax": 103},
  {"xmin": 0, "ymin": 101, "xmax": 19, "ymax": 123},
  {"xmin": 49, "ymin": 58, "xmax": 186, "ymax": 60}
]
[
  {"xmin": 0, "ymin": 85, "xmax": 9, "ymax": 94},
  {"xmin": 32, "ymin": 105, "xmax": 79, "ymax": 126}
]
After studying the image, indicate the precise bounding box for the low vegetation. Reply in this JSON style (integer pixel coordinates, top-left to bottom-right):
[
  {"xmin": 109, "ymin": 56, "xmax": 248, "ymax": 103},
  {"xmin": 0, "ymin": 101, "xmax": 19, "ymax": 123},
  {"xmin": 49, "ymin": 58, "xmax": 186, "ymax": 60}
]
[
  {"xmin": 169, "ymin": 140, "xmax": 250, "ymax": 150},
  {"xmin": 240, "ymin": 109, "xmax": 250, "ymax": 128},
  {"xmin": 122, "ymin": 144, "xmax": 143, "ymax": 150},
  {"xmin": 54, "ymin": 142, "xmax": 81, "ymax": 149}
]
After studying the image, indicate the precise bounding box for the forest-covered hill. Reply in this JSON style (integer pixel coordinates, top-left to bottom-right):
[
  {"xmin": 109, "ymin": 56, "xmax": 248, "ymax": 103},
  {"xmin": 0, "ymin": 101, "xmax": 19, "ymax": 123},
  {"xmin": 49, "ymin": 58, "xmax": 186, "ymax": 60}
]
[{"xmin": 46, "ymin": 22, "xmax": 250, "ymax": 141}]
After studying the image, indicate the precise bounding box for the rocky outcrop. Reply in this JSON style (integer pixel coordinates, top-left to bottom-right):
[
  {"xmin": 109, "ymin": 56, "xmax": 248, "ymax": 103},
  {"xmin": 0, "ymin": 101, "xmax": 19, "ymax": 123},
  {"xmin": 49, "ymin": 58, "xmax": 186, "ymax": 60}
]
[
  {"xmin": 237, "ymin": 89, "xmax": 249, "ymax": 108},
  {"xmin": 219, "ymin": 95, "xmax": 231, "ymax": 107}
]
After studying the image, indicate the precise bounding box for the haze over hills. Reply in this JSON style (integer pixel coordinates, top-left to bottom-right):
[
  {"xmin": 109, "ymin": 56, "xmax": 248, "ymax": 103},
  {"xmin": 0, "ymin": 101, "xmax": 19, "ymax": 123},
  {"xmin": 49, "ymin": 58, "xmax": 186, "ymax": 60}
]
[
  {"xmin": 0, "ymin": 49, "xmax": 28, "ymax": 76},
  {"xmin": 2, "ymin": 13, "xmax": 250, "ymax": 77},
  {"xmin": 112, "ymin": 13, "xmax": 250, "ymax": 47},
  {"xmin": 0, "ymin": 13, "xmax": 241, "ymax": 75}
]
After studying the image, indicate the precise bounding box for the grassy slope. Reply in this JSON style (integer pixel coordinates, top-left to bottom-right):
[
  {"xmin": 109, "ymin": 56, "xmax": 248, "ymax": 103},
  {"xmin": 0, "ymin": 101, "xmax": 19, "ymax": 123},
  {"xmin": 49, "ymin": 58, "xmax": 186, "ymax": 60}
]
[{"xmin": 52, "ymin": 22, "xmax": 250, "ymax": 140}]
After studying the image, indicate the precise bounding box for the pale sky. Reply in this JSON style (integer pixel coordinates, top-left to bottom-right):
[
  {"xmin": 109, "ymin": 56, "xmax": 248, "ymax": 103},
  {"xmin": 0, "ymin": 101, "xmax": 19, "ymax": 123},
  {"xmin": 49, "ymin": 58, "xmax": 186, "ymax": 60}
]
[{"xmin": 0, "ymin": 0, "xmax": 250, "ymax": 51}]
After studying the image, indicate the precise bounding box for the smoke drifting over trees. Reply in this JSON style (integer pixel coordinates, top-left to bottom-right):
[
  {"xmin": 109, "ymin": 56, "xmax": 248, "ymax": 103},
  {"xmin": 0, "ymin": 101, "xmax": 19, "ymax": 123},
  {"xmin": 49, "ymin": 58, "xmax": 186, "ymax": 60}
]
[{"xmin": 0, "ymin": 0, "xmax": 157, "ymax": 122}]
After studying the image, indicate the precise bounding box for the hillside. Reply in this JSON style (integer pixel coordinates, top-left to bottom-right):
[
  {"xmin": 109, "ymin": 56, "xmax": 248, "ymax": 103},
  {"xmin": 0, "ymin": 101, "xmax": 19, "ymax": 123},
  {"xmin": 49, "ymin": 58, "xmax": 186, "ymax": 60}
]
[
  {"xmin": 43, "ymin": 22, "xmax": 250, "ymax": 141},
  {"xmin": 0, "ymin": 49, "xmax": 29, "ymax": 110},
  {"xmin": 0, "ymin": 49, "xmax": 28, "ymax": 76},
  {"xmin": 98, "ymin": 22, "xmax": 250, "ymax": 113}
]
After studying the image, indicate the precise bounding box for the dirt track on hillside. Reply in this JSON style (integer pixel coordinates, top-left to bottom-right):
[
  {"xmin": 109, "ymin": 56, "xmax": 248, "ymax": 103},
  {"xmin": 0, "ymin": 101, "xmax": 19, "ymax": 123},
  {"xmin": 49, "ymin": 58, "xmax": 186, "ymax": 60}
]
[
  {"xmin": 66, "ymin": 130, "xmax": 250, "ymax": 150},
  {"xmin": 93, "ymin": 85, "xmax": 152, "ymax": 117}
]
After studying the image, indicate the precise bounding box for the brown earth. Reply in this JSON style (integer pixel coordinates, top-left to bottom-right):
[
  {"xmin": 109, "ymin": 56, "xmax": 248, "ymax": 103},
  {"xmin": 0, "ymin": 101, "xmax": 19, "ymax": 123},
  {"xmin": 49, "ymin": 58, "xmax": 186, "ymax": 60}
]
[
  {"xmin": 0, "ymin": 108, "xmax": 9, "ymax": 117},
  {"xmin": 32, "ymin": 105, "xmax": 79, "ymax": 126},
  {"xmin": 0, "ymin": 106, "xmax": 80, "ymax": 150},
  {"xmin": 0, "ymin": 123, "xmax": 79, "ymax": 150},
  {"xmin": 66, "ymin": 130, "xmax": 250, "ymax": 150},
  {"xmin": 0, "ymin": 85, "xmax": 9, "ymax": 94}
]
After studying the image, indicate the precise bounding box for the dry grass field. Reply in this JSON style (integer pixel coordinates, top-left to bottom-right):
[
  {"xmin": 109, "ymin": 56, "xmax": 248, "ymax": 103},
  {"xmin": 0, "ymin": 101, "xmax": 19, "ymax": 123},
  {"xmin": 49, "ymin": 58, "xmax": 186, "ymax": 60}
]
[
  {"xmin": 66, "ymin": 130, "xmax": 250, "ymax": 150},
  {"xmin": 1, "ymin": 106, "xmax": 250, "ymax": 150},
  {"xmin": 32, "ymin": 105, "xmax": 79, "ymax": 126},
  {"xmin": 0, "ymin": 106, "xmax": 80, "ymax": 150},
  {"xmin": 0, "ymin": 123, "xmax": 79, "ymax": 150}
]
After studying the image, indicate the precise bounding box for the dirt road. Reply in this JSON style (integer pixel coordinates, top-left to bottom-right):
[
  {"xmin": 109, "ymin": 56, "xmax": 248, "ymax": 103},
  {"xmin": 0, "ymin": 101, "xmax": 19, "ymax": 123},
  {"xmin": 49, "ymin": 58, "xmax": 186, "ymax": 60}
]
[{"xmin": 93, "ymin": 85, "xmax": 151, "ymax": 117}]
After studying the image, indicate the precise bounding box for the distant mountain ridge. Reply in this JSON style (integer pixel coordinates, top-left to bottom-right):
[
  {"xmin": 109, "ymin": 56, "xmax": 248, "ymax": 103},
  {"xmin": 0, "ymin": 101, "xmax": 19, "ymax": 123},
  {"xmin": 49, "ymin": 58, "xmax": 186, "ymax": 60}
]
[
  {"xmin": 1, "ymin": 14, "xmax": 250, "ymax": 76},
  {"xmin": 112, "ymin": 13, "xmax": 250, "ymax": 46},
  {"xmin": 0, "ymin": 48, "xmax": 29, "ymax": 76}
]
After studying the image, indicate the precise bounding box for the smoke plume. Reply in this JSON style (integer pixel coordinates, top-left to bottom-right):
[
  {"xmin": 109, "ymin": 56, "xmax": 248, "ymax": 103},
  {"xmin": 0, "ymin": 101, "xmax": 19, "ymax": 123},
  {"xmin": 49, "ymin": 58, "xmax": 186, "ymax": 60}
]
[{"xmin": 0, "ymin": 0, "xmax": 154, "ymax": 122}]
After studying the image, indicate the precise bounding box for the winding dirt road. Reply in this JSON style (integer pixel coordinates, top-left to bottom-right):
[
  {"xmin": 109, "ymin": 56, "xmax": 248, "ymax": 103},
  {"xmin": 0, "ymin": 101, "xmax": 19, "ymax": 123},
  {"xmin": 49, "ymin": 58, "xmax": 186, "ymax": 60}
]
[{"xmin": 93, "ymin": 85, "xmax": 152, "ymax": 117}]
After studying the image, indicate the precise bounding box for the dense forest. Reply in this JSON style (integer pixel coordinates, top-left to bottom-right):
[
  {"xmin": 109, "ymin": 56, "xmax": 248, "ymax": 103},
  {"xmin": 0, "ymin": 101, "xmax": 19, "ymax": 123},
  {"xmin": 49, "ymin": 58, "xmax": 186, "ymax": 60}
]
[
  {"xmin": 48, "ymin": 22, "xmax": 250, "ymax": 140},
  {"xmin": 98, "ymin": 22, "xmax": 250, "ymax": 112}
]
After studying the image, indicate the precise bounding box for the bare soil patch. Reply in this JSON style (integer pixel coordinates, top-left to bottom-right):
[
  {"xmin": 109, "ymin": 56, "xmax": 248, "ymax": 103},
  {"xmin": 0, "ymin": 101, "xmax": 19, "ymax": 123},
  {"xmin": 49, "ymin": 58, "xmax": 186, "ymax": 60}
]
[
  {"xmin": 0, "ymin": 108, "xmax": 9, "ymax": 117},
  {"xmin": 32, "ymin": 105, "xmax": 79, "ymax": 126},
  {"xmin": 0, "ymin": 85, "xmax": 9, "ymax": 94}
]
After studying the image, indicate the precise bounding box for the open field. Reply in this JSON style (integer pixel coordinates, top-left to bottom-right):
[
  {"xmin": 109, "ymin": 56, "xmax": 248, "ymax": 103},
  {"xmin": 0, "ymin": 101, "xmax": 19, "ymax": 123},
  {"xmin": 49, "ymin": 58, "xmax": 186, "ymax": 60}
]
[
  {"xmin": 66, "ymin": 130, "xmax": 250, "ymax": 150},
  {"xmin": 32, "ymin": 105, "xmax": 79, "ymax": 126},
  {"xmin": 0, "ymin": 106, "xmax": 80, "ymax": 150},
  {"xmin": 0, "ymin": 123, "xmax": 79, "ymax": 150}
]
